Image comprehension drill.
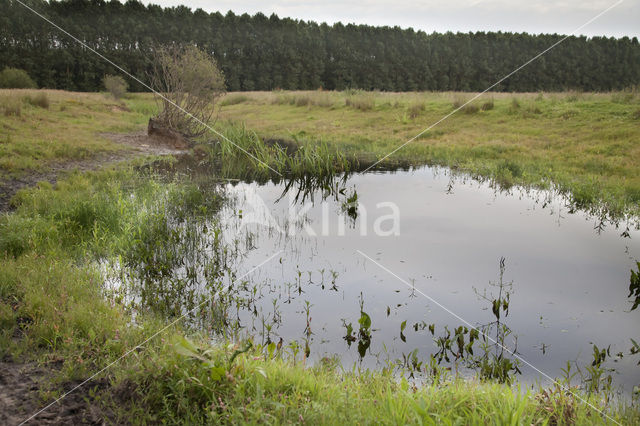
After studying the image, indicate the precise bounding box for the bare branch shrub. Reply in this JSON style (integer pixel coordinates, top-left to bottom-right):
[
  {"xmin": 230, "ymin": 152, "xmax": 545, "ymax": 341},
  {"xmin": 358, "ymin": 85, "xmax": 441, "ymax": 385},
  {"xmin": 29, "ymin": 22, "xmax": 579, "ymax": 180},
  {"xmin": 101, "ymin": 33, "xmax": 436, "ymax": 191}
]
[
  {"xmin": 103, "ymin": 75, "xmax": 128, "ymax": 99},
  {"xmin": 150, "ymin": 45, "xmax": 226, "ymax": 138}
]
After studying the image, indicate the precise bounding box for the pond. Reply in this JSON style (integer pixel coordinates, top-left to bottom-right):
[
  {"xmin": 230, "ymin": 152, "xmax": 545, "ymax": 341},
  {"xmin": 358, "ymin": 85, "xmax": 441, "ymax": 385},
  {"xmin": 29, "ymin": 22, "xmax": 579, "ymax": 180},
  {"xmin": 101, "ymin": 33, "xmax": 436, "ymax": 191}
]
[{"xmin": 107, "ymin": 163, "xmax": 640, "ymax": 393}]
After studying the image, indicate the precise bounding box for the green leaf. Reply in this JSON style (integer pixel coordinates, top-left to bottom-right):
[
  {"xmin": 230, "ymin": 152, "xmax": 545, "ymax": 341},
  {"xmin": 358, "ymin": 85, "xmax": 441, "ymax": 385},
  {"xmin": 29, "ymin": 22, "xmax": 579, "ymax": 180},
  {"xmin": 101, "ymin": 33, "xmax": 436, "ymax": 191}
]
[
  {"xmin": 256, "ymin": 367, "xmax": 267, "ymax": 378},
  {"xmin": 175, "ymin": 337, "xmax": 206, "ymax": 362},
  {"xmin": 358, "ymin": 311, "xmax": 371, "ymax": 330},
  {"xmin": 210, "ymin": 366, "xmax": 225, "ymax": 381}
]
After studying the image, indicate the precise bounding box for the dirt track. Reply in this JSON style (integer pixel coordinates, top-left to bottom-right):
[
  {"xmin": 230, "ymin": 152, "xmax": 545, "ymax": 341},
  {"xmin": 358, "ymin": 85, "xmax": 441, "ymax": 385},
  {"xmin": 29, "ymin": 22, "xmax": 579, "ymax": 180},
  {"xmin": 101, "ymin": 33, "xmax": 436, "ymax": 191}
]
[{"xmin": 0, "ymin": 131, "xmax": 188, "ymax": 212}]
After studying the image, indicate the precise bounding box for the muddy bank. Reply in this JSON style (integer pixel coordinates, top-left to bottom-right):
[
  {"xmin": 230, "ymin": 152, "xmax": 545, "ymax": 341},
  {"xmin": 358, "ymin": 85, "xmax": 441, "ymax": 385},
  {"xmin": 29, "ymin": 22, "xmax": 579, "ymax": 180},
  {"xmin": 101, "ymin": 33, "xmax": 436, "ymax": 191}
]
[{"xmin": 0, "ymin": 361, "xmax": 109, "ymax": 425}]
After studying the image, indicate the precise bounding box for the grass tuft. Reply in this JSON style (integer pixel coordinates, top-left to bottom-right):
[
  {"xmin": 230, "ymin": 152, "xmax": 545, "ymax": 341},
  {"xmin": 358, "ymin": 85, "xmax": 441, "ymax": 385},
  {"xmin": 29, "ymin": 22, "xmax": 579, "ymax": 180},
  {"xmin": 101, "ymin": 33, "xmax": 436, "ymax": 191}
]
[
  {"xmin": 452, "ymin": 96, "xmax": 479, "ymax": 114},
  {"xmin": 407, "ymin": 101, "xmax": 426, "ymax": 118},
  {"xmin": 270, "ymin": 92, "xmax": 334, "ymax": 108},
  {"xmin": 24, "ymin": 92, "xmax": 50, "ymax": 109},
  {"xmin": 1, "ymin": 96, "xmax": 21, "ymax": 116},
  {"xmin": 481, "ymin": 98, "xmax": 494, "ymax": 111},
  {"xmin": 462, "ymin": 103, "xmax": 479, "ymax": 114},
  {"xmin": 509, "ymin": 97, "xmax": 521, "ymax": 113},
  {"xmin": 345, "ymin": 92, "xmax": 375, "ymax": 111},
  {"xmin": 220, "ymin": 94, "xmax": 249, "ymax": 106}
]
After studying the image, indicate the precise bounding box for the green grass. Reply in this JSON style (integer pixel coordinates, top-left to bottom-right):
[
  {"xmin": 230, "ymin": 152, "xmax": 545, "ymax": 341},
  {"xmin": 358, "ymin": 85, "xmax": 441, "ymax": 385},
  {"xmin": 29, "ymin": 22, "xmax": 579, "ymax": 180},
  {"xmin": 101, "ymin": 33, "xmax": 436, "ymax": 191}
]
[
  {"xmin": 108, "ymin": 337, "xmax": 638, "ymax": 425},
  {"xmin": 0, "ymin": 89, "xmax": 152, "ymax": 177},
  {"xmin": 217, "ymin": 90, "xmax": 640, "ymax": 220},
  {"xmin": 0, "ymin": 163, "xmax": 222, "ymax": 369}
]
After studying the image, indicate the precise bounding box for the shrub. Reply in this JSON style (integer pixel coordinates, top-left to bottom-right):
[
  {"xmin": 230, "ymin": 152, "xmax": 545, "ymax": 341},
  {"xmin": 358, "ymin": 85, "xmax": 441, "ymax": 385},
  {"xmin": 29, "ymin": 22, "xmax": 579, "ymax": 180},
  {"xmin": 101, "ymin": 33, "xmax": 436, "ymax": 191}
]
[
  {"xmin": 633, "ymin": 108, "xmax": 640, "ymax": 120},
  {"xmin": 24, "ymin": 92, "xmax": 49, "ymax": 109},
  {"xmin": 271, "ymin": 93, "xmax": 333, "ymax": 108},
  {"xmin": 270, "ymin": 94, "xmax": 289, "ymax": 105},
  {"xmin": 0, "ymin": 68, "xmax": 36, "ymax": 89},
  {"xmin": 103, "ymin": 74, "xmax": 128, "ymax": 99},
  {"xmin": 560, "ymin": 109, "xmax": 579, "ymax": 120},
  {"xmin": 525, "ymin": 104, "xmax": 542, "ymax": 115},
  {"xmin": 150, "ymin": 44, "xmax": 226, "ymax": 138},
  {"xmin": 452, "ymin": 96, "xmax": 479, "ymax": 114}
]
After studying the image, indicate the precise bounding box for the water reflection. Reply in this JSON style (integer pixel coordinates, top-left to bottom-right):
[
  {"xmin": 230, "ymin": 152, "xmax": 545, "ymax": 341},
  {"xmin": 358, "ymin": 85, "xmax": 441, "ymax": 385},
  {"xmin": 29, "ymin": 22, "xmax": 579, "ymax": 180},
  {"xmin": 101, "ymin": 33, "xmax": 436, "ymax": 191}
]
[
  {"xmin": 105, "ymin": 162, "xmax": 640, "ymax": 394},
  {"xmin": 630, "ymin": 262, "xmax": 640, "ymax": 311}
]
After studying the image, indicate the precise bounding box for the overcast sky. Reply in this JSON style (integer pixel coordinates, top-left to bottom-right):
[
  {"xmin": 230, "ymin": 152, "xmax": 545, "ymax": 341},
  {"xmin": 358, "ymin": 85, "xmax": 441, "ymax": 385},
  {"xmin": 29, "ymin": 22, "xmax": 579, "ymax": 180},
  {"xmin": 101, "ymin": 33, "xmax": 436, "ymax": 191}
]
[{"xmin": 143, "ymin": 0, "xmax": 639, "ymax": 38}]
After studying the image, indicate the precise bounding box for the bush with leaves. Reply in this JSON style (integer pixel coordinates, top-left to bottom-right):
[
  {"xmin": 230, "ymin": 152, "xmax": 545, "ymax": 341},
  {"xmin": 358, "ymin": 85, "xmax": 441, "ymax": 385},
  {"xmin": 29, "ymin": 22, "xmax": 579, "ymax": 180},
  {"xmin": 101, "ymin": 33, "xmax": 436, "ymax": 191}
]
[
  {"xmin": 0, "ymin": 68, "xmax": 36, "ymax": 89},
  {"xmin": 103, "ymin": 74, "xmax": 128, "ymax": 99},
  {"xmin": 150, "ymin": 45, "xmax": 226, "ymax": 138}
]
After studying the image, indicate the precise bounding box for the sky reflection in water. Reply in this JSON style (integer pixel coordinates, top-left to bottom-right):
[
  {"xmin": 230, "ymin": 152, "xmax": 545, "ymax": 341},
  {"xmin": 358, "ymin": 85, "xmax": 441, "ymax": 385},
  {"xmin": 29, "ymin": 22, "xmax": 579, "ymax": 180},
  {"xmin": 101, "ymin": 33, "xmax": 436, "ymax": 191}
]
[{"xmin": 219, "ymin": 166, "xmax": 640, "ymax": 391}]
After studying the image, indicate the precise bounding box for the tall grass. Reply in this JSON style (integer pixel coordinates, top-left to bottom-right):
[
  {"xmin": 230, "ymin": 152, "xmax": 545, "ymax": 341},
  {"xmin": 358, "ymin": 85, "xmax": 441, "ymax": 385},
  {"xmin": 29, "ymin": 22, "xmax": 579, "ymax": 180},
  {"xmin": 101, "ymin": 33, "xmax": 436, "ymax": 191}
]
[
  {"xmin": 24, "ymin": 92, "xmax": 49, "ymax": 109},
  {"xmin": 271, "ymin": 92, "xmax": 334, "ymax": 108},
  {"xmin": 220, "ymin": 94, "xmax": 249, "ymax": 106},
  {"xmin": 213, "ymin": 123, "xmax": 351, "ymax": 180},
  {"xmin": 452, "ymin": 95, "xmax": 479, "ymax": 114},
  {"xmin": 481, "ymin": 98, "xmax": 494, "ymax": 111},
  {"xmin": 0, "ymin": 96, "xmax": 21, "ymax": 116},
  {"xmin": 345, "ymin": 93, "xmax": 375, "ymax": 111},
  {"xmin": 407, "ymin": 101, "xmax": 426, "ymax": 118}
]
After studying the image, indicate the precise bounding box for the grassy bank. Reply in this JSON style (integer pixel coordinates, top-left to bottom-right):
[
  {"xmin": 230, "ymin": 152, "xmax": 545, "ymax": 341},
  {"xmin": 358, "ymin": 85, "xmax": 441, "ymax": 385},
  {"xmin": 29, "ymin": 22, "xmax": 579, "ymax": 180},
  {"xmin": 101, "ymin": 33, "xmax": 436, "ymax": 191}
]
[
  {"xmin": 218, "ymin": 90, "xmax": 640, "ymax": 220},
  {"xmin": 1, "ymin": 166, "xmax": 638, "ymax": 424},
  {"xmin": 0, "ymin": 90, "xmax": 153, "ymax": 177}
]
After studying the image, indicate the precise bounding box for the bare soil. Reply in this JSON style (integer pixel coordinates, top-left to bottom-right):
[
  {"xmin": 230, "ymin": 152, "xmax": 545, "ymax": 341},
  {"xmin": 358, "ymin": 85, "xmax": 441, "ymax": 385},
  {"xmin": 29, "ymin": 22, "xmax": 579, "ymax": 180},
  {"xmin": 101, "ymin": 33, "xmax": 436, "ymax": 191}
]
[{"xmin": 0, "ymin": 361, "xmax": 111, "ymax": 425}]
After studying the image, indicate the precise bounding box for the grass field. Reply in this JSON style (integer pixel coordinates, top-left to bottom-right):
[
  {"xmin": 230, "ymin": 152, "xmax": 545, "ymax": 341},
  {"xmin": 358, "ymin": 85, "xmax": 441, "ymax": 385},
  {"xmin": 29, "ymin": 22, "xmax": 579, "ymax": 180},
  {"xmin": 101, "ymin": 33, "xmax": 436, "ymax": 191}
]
[{"xmin": 1, "ymin": 89, "xmax": 639, "ymax": 423}]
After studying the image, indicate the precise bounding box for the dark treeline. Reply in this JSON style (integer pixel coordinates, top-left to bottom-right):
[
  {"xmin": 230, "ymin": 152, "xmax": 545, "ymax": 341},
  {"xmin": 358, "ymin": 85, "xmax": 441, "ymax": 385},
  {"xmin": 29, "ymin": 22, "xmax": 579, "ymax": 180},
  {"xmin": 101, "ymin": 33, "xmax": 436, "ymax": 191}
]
[{"xmin": 2, "ymin": 0, "xmax": 640, "ymax": 92}]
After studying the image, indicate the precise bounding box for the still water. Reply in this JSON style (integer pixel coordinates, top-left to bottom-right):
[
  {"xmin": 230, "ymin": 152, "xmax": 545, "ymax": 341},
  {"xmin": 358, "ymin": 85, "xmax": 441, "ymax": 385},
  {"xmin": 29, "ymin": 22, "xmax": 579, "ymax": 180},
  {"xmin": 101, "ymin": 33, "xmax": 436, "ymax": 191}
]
[{"xmin": 216, "ymin": 166, "xmax": 639, "ymax": 391}]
